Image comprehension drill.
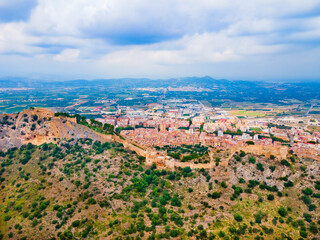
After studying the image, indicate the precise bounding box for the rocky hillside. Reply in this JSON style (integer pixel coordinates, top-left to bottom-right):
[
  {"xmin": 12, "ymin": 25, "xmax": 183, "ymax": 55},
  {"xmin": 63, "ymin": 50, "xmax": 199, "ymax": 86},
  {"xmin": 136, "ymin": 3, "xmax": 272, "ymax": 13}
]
[
  {"xmin": 0, "ymin": 108, "xmax": 112, "ymax": 151},
  {"xmin": 1, "ymin": 135, "xmax": 320, "ymax": 239}
]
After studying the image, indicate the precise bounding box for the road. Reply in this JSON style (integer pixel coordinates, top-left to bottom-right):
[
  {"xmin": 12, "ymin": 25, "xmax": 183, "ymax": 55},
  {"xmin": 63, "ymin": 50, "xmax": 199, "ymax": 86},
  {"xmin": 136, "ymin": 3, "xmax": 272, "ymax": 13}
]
[{"xmin": 306, "ymin": 103, "xmax": 315, "ymax": 116}]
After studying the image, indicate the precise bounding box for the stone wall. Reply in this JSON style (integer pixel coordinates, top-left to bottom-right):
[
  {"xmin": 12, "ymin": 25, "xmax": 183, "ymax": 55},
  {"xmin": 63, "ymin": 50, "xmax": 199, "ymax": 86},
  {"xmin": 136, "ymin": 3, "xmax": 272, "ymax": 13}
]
[{"xmin": 232, "ymin": 145, "xmax": 288, "ymax": 160}]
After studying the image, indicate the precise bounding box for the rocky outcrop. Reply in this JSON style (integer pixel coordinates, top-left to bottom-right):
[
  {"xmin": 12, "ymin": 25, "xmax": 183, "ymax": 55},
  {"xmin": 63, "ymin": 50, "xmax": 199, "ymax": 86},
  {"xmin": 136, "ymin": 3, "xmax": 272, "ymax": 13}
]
[
  {"xmin": 232, "ymin": 145, "xmax": 288, "ymax": 160},
  {"xmin": 0, "ymin": 108, "xmax": 113, "ymax": 151}
]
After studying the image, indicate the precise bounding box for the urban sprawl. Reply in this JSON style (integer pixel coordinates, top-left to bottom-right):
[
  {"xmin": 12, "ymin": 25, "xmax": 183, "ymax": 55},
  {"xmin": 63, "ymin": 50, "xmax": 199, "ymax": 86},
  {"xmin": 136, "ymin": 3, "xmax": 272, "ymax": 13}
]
[{"xmin": 84, "ymin": 100, "xmax": 320, "ymax": 162}]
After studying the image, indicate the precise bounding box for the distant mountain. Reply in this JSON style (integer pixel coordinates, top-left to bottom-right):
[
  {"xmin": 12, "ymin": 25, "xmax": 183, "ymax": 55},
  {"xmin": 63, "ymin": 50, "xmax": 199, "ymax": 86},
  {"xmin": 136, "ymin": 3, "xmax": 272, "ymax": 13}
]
[
  {"xmin": 0, "ymin": 76, "xmax": 241, "ymax": 89},
  {"xmin": 0, "ymin": 76, "xmax": 319, "ymax": 103}
]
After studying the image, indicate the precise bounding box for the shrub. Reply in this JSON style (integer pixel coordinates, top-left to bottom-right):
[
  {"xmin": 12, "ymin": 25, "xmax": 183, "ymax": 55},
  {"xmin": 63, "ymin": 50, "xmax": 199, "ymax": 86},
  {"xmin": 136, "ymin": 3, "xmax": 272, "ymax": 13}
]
[
  {"xmin": 200, "ymin": 230, "xmax": 207, "ymax": 238},
  {"xmin": 308, "ymin": 204, "xmax": 316, "ymax": 211},
  {"xmin": 280, "ymin": 159, "xmax": 290, "ymax": 167},
  {"xmin": 300, "ymin": 230, "xmax": 307, "ymax": 238},
  {"xmin": 171, "ymin": 194, "xmax": 182, "ymax": 207},
  {"xmin": 267, "ymin": 194, "xmax": 274, "ymax": 201},
  {"xmin": 221, "ymin": 182, "xmax": 227, "ymax": 188},
  {"xmin": 302, "ymin": 188, "xmax": 313, "ymax": 196},
  {"xmin": 234, "ymin": 213, "xmax": 243, "ymax": 222},
  {"xmin": 254, "ymin": 211, "xmax": 263, "ymax": 224},
  {"xmin": 278, "ymin": 207, "xmax": 287, "ymax": 217},
  {"xmin": 72, "ymin": 220, "xmax": 81, "ymax": 227},
  {"xmin": 208, "ymin": 192, "xmax": 221, "ymax": 199},
  {"xmin": 269, "ymin": 166, "xmax": 276, "ymax": 172},
  {"xmin": 301, "ymin": 195, "xmax": 311, "ymax": 205},
  {"xmin": 309, "ymin": 222, "xmax": 318, "ymax": 234},
  {"xmin": 197, "ymin": 225, "xmax": 204, "ymax": 230},
  {"xmin": 300, "ymin": 166, "xmax": 307, "ymax": 172},
  {"xmin": 248, "ymin": 157, "xmax": 256, "ymax": 164},
  {"xmin": 170, "ymin": 230, "xmax": 179, "ymax": 237},
  {"xmin": 32, "ymin": 219, "xmax": 38, "ymax": 227},
  {"xmin": 303, "ymin": 213, "xmax": 312, "ymax": 222},
  {"xmin": 256, "ymin": 163, "xmax": 264, "ymax": 171},
  {"xmin": 284, "ymin": 181, "xmax": 293, "ymax": 188}
]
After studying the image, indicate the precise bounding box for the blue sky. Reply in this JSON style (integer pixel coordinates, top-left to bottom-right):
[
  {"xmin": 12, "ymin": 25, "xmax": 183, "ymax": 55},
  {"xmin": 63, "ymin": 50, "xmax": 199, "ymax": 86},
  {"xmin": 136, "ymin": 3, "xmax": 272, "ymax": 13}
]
[{"xmin": 0, "ymin": 0, "xmax": 319, "ymax": 80}]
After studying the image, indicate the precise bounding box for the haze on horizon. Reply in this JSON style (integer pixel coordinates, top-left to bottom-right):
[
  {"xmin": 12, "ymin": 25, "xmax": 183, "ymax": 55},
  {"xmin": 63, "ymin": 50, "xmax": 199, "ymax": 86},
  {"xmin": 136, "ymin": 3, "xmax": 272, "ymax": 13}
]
[{"xmin": 0, "ymin": 0, "xmax": 320, "ymax": 81}]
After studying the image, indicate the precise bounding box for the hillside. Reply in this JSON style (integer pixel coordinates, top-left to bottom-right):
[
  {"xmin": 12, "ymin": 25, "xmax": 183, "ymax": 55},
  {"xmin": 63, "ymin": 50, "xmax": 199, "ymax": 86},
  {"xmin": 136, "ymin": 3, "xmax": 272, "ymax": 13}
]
[
  {"xmin": 0, "ymin": 109, "xmax": 112, "ymax": 151},
  {"xmin": 1, "ymin": 113, "xmax": 320, "ymax": 239}
]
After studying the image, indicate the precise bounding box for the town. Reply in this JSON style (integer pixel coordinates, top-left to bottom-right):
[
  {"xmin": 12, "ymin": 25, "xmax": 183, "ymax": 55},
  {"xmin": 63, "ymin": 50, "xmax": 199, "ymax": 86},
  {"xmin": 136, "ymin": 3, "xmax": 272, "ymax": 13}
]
[{"xmin": 88, "ymin": 100, "xmax": 320, "ymax": 162}]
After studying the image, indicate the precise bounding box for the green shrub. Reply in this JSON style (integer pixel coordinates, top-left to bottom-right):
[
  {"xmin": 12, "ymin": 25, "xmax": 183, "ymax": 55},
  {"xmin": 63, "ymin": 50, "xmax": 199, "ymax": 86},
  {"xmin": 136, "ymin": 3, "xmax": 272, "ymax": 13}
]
[
  {"xmin": 221, "ymin": 182, "xmax": 227, "ymax": 188},
  {"xmin": 302, "ymin": 188, "xmax": 313, "ymax": 196},
  {"xmin": 303, "ymin": 213, "xmax": 312, "ymax": 222},
  {"xmin": 269, "ymin": 166, "xmax": 276, "ymax": 172},
  {"xmin": 249, "ymin": 157, "xmax": 256, "ymax": 164},
  {"xmin": 170, "ymin": 230, "xmax": 179, "ymax": 237},
  {"xmin": 72, "ymin": 220, "xmax": 81, "ymax": 227},
  {"xmin": 267, "ymin": 194, "xmax": 274, "ymax": 201},
  {"xmin": 256, "ymin": 163, "xmax": 264, "ymax": 171},
  {"xmin": 280, "ymin": 159, "xmax": 290, "ymax": 167},
  {"xmin": 208, "ymin": 192, "xmax": 221, "ymax": 199},
  {"xmin": 278, "ymin": 207, "xmax": 287, "ymax": 217},
  {"xmin": 301, "ymin": 195, "xmax": 311, "ymax": 204},
  {"xmin": 284, "ymin": 181, "xmax": 294, "ymax": 188},
  {"xmin": 300, "ymin": 230, "xmax": 307, "ymax": 238},
  {"xmin": 234, "ymin": 213, "xmax": 243, "ymax": 222}
]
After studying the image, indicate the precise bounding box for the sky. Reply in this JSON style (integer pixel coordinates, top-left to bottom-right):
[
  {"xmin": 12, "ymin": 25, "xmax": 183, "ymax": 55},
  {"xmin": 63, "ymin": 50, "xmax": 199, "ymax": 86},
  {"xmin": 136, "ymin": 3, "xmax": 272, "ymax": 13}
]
[{"xmin": 0, "ymin": 0, "xmax": 319, "ymax": 80}]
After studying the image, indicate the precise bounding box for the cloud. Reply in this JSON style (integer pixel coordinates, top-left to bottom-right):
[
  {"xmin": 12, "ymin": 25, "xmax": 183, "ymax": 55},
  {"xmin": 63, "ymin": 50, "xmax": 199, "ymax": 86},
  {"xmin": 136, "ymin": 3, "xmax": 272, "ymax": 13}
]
[
  {"xmin": 0, "ymin": 0, "xmax": 319, "ymax": 79},
  {"xmin": 53, "ymin": 49, "xmax": 80, "ymax": 62}
]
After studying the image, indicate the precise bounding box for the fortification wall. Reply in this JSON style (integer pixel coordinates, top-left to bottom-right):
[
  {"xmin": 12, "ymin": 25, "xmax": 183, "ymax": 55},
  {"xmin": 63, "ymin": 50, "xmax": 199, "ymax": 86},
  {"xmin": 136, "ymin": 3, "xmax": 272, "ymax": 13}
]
[{"xmin": 232, "ymin": 145, "xmax": 288, "ymax": 160}]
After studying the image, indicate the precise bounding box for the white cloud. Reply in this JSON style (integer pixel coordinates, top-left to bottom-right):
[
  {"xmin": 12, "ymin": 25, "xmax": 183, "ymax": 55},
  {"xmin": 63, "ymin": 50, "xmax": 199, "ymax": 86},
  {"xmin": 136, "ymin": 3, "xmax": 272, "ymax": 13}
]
[
  {"xmin": 0, "ymin": 0, "xmax": 319, "ymax": 79},
  {"xmin": 53, "ymin": 49, "xmax": 80, "ymax": 62}
]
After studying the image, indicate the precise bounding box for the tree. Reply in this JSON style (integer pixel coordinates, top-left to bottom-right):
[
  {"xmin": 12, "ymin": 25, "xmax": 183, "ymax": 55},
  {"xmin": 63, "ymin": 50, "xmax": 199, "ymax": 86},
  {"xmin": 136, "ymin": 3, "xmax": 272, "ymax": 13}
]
[
  {"xmin": 170, "ymin": 230, "xmax": 179, "ymax": 237},
  {"xmin": 256, "ymin": 163, "xmax": 264, "ymax": 171},
  {"xmin": 254, "ymin": 211, "xmax": 263, "ymax": 224},
  {"xmin": 208, "ymin": 192, "xmax": 221, "ymax": 199},
  {"xmin": 300, "ymin": 230, "xmax": 307, "ymax": 238},
  {"xmin": 234, "ymin": 213, "xmax": 243, "ymax": 222},
  {"xmin": 309, "ymin": 222, "xmax": 318, "ymax": 234},
  {"xmin": 267, "ymin": 194, "xmax": 274, "ymax": 201},
  {"xmin": 246, "ymin": 141, "xmax": 254, "ymax": 145},
  {"xmin": 281, "ymin": 159, "xmax": 290, "ymax": 167},
  {"xmin": 221, "ymin": 181, "xmax": 227, "ymax": 188},
  {"xmin": 302, "ymin": 188, "xmax": 313, "ymax": 196},
  {"xmin": 171, "ymin": 194, "xmax": 182, "ymax": 207},
  {"xmin": 284, "ymin": 181, "xmax": 293, "ymax": 188},
  {"xmin": 278, "ymin": 207, "xmax": 287, "ymax": 217},
  {"xmin": 249, "ymin": 157, "xmax": 256, "ymax": 164},
  {"xmin": 301, "ymin": 195, "xmax": 311, "ymax": 204},
  {"xmin": 303, "ymin": 213, "xmax": 312, "ymax": 222},
  {"xmin": 72, "ymin": 220, "xmax": 81, "ymax": 227},
  {"xmin": 269, "ymin": 166, "xmax": 276, "ymax": 172},
  {"xmin": 239, "ymin": 151, "xmax": 246, "ymax": 157}
]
